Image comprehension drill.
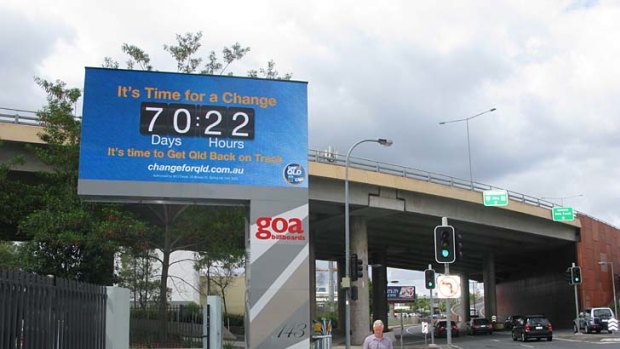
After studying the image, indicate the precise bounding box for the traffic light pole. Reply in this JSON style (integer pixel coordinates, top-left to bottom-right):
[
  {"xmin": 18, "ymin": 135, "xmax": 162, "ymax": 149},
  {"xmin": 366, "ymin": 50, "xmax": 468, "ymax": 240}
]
[
  {"xmin": 442, "ymin": 217, "xmax": 452, "ymax": 346},
  {"xmin": 427, "ymin": 264, "xmax": 435, "ymax": 346},
  {"xmin": 573, "ymin": 262, "xmax": 581, "ymax": 334}
]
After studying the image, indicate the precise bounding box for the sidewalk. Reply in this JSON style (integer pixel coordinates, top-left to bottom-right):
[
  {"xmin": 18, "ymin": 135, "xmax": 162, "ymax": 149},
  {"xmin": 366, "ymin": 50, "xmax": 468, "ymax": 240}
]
[{"xmin": 330, "ymin": 331, "xmax": 447, "ymax": 349}]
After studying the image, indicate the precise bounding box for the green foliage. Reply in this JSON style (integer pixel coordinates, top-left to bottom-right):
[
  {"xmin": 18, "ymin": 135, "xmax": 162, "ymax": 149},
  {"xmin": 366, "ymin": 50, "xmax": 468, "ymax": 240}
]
[
  {"xmin": 0, "ymin": 241, "xmax": 19, "ymax": 269},
  {"xmin": 164, "ymin": 32, "xmax": 204, "ymax": 73},
  {"xmin": 225, "ymin": 313, "xmax": 244, "ymax": 327},
  {"xmin": 247, "ymin": 59, "xmax": 292, "ymax": 80},
  {"xmin": 104, "ymin": 31, "xmax": 289, "ymax": 79},
  {"xmin": 11, "ymin": 78, "xmax": 149, "ymax": 285},
  {"xmin": 117, "ymin": 247, "xmax": 162, "ymax": 309}
]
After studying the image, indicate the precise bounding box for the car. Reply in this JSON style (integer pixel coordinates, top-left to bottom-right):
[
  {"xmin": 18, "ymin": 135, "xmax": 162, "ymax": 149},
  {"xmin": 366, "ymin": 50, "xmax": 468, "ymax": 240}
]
[
  {"xmin": 504, "ymin": 315, "xmax": 523, "ymax": 330},
  {"xmin": 434, "ymin": 320, "xmax": 459, "ymax": 337},
  {"xmin": 467, "ymin": 318, "xmax": 493, "ymax": 335},
  {"xmin": 512, "ymin": 315, "xmax": 552, "ymax": 342},
  {"xmin": 575, "ymin": 307, "xmax": 615, "ymax": 334}
]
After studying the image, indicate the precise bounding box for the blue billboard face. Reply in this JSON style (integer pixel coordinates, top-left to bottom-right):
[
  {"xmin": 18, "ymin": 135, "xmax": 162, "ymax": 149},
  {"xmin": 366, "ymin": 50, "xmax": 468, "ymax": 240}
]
[{"xmin": 79, "ymin": 68, "xmax": 308, "ymax": 189}]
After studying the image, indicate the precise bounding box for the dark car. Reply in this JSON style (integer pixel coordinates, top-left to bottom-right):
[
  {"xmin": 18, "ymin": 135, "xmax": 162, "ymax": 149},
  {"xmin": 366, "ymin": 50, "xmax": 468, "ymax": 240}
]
[
  {"xmin": 512, "ymin": 315, "xmax": 552, "ymax": 342},
  {"xmin": 467, "ymin": 318, "xmax": 493, "ymax": 335},
  {"xmin": 434, "ymin": 320, "xmax": 459, "ymax": 337},
  {"xmin": 575, "ymin": 307, "xmax": 615, "ymax": 334},
  {"xmin": 504, "ymin": 315, "xmax": 523, "ymax": 330}
]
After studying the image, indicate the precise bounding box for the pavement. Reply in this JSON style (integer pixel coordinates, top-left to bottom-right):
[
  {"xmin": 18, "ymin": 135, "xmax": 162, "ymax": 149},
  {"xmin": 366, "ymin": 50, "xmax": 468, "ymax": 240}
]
[
  {"xmin": 221, "ymin": 328, "xmax": 620, "ymax": 349},
  {"xmin": 328, "ymin": 328, "xmax": 620, "ymax": 349}
]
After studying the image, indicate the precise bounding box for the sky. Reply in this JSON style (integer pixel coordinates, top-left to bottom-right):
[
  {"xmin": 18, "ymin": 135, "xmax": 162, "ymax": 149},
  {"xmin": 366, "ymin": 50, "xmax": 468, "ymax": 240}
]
[{"xmin": 2, "ymin": 0, "xmax": 619, "ymax": 285}]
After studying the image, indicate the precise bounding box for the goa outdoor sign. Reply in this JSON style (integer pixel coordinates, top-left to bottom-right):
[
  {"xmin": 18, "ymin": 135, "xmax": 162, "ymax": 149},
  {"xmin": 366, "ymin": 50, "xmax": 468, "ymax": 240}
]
[{"xmin": 78, "ymin": 67, "xmax": 308, "ymax": 195}]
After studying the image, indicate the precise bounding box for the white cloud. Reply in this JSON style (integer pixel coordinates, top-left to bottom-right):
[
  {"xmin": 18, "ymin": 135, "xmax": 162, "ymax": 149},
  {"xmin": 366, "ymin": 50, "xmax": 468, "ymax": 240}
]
[{"xmin": 2, "ymin": 0, "xmax": 619, "ymax": 226}]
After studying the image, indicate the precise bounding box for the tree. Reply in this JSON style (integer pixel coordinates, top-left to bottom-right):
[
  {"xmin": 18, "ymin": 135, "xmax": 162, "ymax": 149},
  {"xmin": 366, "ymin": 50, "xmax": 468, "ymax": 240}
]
[
  {"xmin": 117, "ymin": 247, "xmax": 162, "ymax": 310},
  {"xmin": 0, "ymin": 241, "xmax": 19, "ymax": 269},
  {"xmin": 104, "ymin": 31, "xmax": 291, "ymax": 79},
  {"xmin": 0, "ymin": 140, "xmax": 45, "ymax": 241},
  {"xmin": 205, "ymin": 257, "xmax": 244, "ymax": 317},
  {"xmin": 14, "ymin": 79, "xmax": 149, "ymax": 285}
]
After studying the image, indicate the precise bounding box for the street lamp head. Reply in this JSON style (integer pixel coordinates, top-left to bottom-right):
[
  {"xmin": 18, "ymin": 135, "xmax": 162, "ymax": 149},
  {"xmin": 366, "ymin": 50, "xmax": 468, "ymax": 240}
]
[
  {"xmin": 378, "ymin": 138, "xmax": 393, "ymax": 147},
  {"xmin": 490, "ymin": 108, "xmax": 497, "ymax": 112}
]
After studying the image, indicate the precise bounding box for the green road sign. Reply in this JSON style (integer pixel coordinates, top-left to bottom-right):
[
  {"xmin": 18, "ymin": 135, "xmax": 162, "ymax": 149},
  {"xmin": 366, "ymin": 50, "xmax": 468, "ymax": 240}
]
[
  {"xmin": 483, "ymin": 190, "xmax": 508, "ymax": 206},
  {"xmin": 552, "ymin": 207, "xmax": 575, "ymax": 221}
]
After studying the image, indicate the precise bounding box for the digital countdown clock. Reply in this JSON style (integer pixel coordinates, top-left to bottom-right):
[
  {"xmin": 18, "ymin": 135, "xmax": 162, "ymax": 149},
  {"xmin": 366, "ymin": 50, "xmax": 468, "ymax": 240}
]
[{"xmin": 139, "ymin": 101, "xmax": 255, "ymax": 139}]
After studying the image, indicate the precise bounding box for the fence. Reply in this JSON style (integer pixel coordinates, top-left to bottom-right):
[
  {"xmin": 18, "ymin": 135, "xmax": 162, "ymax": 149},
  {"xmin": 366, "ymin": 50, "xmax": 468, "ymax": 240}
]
[
  {"xmin": 130, "ymin": 304, "xmax": 204, "ymax": 348},
  {"xmin": 0, "ymin": 269, "xmax": 107, "ymax": 349}
]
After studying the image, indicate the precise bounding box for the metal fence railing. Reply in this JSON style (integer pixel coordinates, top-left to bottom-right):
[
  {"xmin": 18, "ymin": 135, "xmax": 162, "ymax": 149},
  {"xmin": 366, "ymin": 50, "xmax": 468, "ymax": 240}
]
[
  {"xmin": 130, "ymin": 304, "xmax": 204, "ymax": 348},
  {"xmin": 0, "ymin": 269, "xmax": 107, "ymax": 349},
  {"xmin": 0, "ymin": 107, "xmax": 41, "ymax": 126},
  {"xmin": 309, "ymin": 149, "xmax": 558, "ymax": 211}
]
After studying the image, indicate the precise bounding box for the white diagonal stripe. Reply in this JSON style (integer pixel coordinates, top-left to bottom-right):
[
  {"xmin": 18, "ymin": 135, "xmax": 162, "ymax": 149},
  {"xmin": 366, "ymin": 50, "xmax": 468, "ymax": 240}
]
[{"xmin": 250, "ymin": 243, "xmax": 308, "ymax": 322}]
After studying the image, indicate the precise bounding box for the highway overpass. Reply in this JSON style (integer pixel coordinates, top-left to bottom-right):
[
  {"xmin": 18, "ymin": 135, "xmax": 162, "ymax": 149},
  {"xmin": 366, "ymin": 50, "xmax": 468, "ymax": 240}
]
[{"xmin": 2, "ymin": 118, "xmax": 618, "ymax": 342}]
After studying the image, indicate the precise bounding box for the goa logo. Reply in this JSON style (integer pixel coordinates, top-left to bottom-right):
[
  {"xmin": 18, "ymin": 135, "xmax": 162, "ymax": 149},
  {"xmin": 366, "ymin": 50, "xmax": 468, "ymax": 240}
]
[{"xmin": 283, "ymin": 163, "xmax": 305, "ymax": 185}]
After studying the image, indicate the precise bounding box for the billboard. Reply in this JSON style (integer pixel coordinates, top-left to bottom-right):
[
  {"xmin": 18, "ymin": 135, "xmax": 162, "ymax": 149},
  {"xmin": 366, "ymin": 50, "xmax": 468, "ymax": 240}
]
[
  {"xmin": 78, "ymin": 68, "xmax": 308, "ymax": 197},
  {"xmin": 78, "ymin": 68, "xmax": 310, "ymax": 349},
  {"xmin": 387, "ymin": 285, "xmax": 416, "ymax": 303}
]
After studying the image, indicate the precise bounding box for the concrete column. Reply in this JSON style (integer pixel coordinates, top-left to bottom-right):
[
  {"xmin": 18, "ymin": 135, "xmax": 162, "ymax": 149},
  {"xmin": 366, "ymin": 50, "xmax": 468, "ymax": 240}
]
[
  {"xmin": 106, "ymin": 286, "xmax": 130, "ymax": 349},
  {"xmin": 350, "ymin": 216, "xmax": 370, "ymax": 345},
  {"xmin": 309, "ymin": 230, "xmax": 317, "ymax": 321},
  {"xmin": 371, "ymin": 250, "xmax": 388, "ymax": 328},
  {"xmin": 459, "ymin": 274, "xmax": 470, "ymax": 330},
  {"xmin": 483, "ymin": 254, "xmax": 497, "ymax": 322}
]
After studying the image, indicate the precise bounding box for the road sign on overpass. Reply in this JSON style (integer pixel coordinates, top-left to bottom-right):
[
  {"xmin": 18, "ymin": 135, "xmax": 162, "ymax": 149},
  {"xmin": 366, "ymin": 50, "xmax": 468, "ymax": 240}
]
[
  {"xmin": 552, "ymin": 207, "xmax": 575, "ymax": 221},
  {"xmin": 483, "ymin": 189, "xmax": 508, "ymax": 206}
]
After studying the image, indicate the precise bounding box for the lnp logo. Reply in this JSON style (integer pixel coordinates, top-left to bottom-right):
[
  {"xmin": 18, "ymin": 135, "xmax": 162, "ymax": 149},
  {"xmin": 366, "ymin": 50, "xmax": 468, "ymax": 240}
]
[
  {"xmin": 283, "ymin": 163, "xmax": 305, "ymax": 185},
  {"xmin": 255, "ymin": 216, "xmax": 305, "ymax": 241}
]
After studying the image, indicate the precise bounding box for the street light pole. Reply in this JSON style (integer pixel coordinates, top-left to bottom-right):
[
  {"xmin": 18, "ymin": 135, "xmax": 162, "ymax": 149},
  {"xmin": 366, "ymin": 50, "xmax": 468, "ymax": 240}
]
[
  {"xmin": 599, "ymin": 261, "xmax": 618, "ymax": 317},
  {"xmin": 439, "ymin": 108, "xmax": 496, "ymax": 186},
  {"xmin": 541, "ymin": 194, "xmax": 584, "ymax": 207},
  {"xmin": 344, "ymin": 138, "xmax": 392, "ymax": 349}
]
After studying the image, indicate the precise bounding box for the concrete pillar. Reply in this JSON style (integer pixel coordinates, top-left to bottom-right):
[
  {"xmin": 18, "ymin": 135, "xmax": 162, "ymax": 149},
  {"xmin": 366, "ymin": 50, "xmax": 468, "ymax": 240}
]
[
  {"xmin": 106, "ymin": 286, "xmax": 130, "ymax": 349},
  {"xmin": 371, "ymin": 250, "xmax": 388, "ymax": 328},
  {"xmin": 350, "ymin": 216, "xmax": 370, "ymax": 345},
  {"xmin": 459, "ymin": 274, "xmax": 470, "ymax": 330},
  {"xmin": 309, "ymin": 230, "xmax": 317, "ymax": 321},
  {"xmin": 483, "ymin": 254, "xmax": 497, "ymax": 322}
]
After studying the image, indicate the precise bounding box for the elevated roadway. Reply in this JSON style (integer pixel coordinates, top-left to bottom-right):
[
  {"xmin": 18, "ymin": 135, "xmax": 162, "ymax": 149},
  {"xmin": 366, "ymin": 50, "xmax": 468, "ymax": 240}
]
[{"xmin": 1, "ymin": 119, "xmax": 605, "ymax": 342}]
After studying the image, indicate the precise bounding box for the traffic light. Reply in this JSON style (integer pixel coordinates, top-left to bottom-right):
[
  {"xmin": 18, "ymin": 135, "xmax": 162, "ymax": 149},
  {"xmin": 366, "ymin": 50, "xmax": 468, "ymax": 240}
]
[
  {"xmin": 434, "ymin": 225, "xmax": 455, "ymax": 263},
  {"xmin": 456, "ymin": 233, "xmax": 464, "ymax": 259},
  {"xmin": 565, "ymin": 268, "xmax": 573, "ymax": 284},
  {"xmin": 571, "ymin": 266, "xmax": 582, "ymax": 285},
  {"xmin": 425, "ymin": 269, "xmax": 436, "ymax": 289},
  {"xmin": 350, "ymin": 254, "xmax": 363, "ymax": 281}
]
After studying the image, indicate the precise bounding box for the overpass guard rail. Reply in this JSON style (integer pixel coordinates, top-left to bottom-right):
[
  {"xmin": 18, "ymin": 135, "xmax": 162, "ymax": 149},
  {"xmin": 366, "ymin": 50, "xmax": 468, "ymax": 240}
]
[{"xmin": 309, "ymin": 149, "xmax": 558, "ymax": 211}]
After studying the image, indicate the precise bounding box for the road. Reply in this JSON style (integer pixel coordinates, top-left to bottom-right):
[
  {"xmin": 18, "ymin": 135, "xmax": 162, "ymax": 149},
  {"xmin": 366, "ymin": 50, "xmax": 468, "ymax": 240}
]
[{"xmin": 390, "ymin": 325, "xmax": 620, "ymax": 349}]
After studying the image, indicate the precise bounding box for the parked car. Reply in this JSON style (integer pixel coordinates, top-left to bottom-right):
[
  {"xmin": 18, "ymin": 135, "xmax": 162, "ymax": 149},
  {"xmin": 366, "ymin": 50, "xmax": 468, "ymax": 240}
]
[
  {"xmin": 434, "ymin": 320, "xmax": 459, "ymax": 337},
  {"xmin": 504, "ymin": 315, "xmax": 523, "ymax": 330},
  {"xmin": 512, "ymin": 315, "xmax": 552, "ymax": 342},
  {"xmin": 467, "ymin": 318, "xmax": 493, "ymax": 335},
  {"xmin": 575, "ymin": 307, "xmax": 615, "ymax": 334}
]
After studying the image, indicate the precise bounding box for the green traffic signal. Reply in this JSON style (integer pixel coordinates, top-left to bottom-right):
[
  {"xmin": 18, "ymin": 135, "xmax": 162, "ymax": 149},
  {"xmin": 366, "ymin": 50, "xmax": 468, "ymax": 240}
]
[
  {"xmin": 434, "ymin": 225, "xmax": 456, "ymax": 263},
  {"xmin": 424, "ymin": 269, "xmax": 436, "ymax": 290}
]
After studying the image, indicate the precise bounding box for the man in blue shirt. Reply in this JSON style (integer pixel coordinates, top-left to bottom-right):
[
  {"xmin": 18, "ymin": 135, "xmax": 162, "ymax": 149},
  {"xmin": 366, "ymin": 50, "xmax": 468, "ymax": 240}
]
[{"xmin": 362, "ymin": 319, "xmax": 393, "ymax": 349}]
